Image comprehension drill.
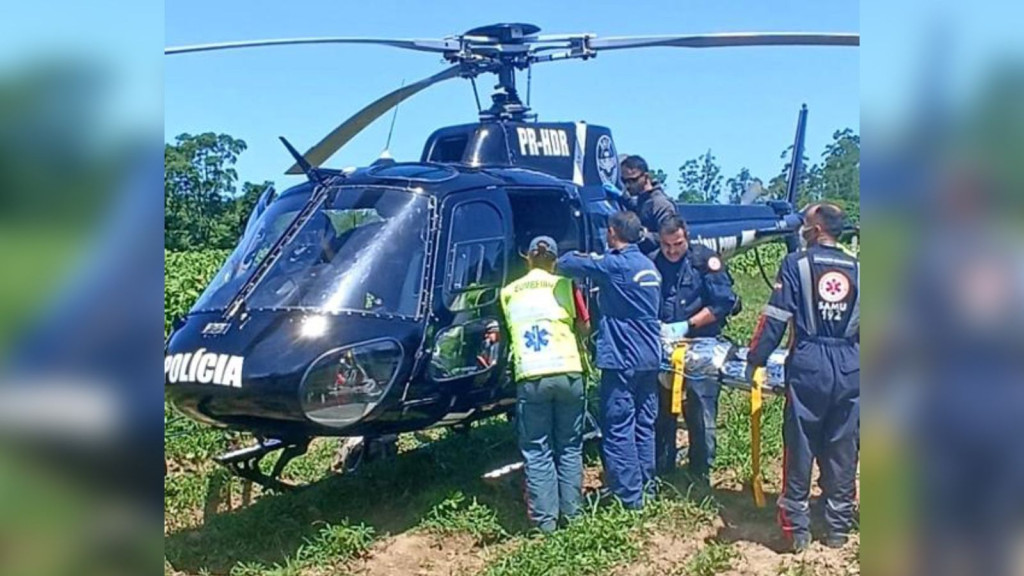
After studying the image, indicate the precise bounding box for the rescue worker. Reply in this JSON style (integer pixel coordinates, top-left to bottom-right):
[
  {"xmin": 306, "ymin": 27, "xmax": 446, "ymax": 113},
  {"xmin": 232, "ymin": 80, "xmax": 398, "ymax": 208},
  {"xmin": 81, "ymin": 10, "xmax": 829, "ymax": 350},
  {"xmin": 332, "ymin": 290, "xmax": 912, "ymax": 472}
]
[
  {"xmin": 619, "ymin": 155, "xmax": 678, "ymax": 253},
  {"xmin": 557, "ymin": 211, "xmax": 662, "ymax": 509},
  {"xmin": 500, "ymin": 236, "xmax": 589, "ymax": 533},
  {"xmin": 745, "ymin": 203, "xmax": 860, "ymax": 552},
  {"xmin": 650, "ymin": 216, "xmax": 737, "ymax": 482}
]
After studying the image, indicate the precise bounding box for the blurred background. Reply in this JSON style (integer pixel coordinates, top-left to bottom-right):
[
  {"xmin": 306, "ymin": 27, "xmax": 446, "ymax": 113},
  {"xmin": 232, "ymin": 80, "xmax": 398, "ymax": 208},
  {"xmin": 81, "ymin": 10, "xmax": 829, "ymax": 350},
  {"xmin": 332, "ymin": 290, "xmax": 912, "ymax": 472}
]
[
  {"xmin": 862, "ymin": 0, "xmax": 1024, "ymax": 575},
  {"xmin": 0, "ymin": 1, "xmax": 163, "ymax": 575}
]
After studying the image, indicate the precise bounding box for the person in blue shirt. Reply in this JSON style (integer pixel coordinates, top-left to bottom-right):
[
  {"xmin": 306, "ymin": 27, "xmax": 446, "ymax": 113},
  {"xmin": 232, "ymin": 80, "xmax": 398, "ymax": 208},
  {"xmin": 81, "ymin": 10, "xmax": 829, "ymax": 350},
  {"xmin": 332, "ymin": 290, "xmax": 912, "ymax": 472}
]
[
  {"xmin": 746, "ymin": 203, "xmax": 859, "ymax": 553},
  {"xmin": 649, "ymin": 216, "xmax": 737, "ymax": 482},
  {"xmin": 556, "ymin": 211, "xmax": 662, "ymax": 509}
]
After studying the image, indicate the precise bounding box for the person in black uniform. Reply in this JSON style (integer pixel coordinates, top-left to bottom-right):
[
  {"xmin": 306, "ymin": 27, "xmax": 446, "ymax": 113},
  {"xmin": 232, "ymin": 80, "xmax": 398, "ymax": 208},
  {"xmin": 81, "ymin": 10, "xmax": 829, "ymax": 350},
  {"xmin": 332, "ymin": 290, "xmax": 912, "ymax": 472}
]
[
  {"xmin": 649, "ymin": 216, "xmax": 737, "ymax": 482},
  {"xmin": 746, "ymin": 202, "xmax": 859, "ymax": 553},
  {"xmin": 620, "ymin": 155, "xmax": 678, "ymax": 253}
]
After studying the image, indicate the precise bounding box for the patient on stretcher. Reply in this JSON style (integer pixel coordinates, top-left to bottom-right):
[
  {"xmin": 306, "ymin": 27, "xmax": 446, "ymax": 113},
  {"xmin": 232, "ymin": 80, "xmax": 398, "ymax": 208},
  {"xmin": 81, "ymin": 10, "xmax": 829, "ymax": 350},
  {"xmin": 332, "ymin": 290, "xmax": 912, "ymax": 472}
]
[{"xmin": 659, "ymin": 334, "xmax": 788, "ymax": 394}]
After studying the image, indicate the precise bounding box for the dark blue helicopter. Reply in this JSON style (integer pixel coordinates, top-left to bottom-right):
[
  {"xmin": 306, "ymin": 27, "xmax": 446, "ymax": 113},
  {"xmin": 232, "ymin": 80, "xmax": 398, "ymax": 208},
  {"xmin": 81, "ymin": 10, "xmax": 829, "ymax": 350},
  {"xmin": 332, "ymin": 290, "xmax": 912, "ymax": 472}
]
[{"xmin": 164, "ymin": 23, "xmax": 858, "ymax": 489}]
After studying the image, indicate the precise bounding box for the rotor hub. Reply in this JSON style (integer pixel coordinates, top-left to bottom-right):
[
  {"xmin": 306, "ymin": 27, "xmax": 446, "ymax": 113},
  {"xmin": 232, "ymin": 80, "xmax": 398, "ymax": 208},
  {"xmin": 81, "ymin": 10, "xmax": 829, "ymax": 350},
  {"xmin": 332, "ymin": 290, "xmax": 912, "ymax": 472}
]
[
  {"xmin": 449, "ymin": 24, "xmax": 542, "ymax": 122},
  {"xmin": 462, "ymin": 23, "xmax": 540, "ymax": 43}
]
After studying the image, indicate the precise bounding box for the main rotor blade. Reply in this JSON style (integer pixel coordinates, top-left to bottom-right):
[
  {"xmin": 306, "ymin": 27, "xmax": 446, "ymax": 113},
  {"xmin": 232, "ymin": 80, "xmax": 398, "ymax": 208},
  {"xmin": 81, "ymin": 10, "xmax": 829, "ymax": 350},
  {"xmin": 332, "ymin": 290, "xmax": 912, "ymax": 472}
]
[
  {"xmin": 588, "ymin": 32, "xmax": 859, "ymax": 51},
  {"xmin": 165, "ymin": 36, "xmax": 457, "ymax": 55},
  {"xmin": 286, "ymin": 64, "xmax": 464, "ymax": 174}
]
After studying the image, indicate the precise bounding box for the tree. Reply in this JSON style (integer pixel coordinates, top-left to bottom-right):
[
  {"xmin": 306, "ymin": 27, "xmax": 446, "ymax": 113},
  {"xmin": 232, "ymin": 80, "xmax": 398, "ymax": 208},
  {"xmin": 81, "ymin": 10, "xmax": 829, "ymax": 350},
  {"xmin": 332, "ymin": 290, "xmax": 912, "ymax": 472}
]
[
  {"xmin": 766, "ymin": 129, "xmax": 859, "ymax": 222},
  {"xmin": 164, "ymin": 133, "xmax": 248, "ymax": 250},
  {"xmin": 231, "ymin": 180, "xmax": 274, "ymax": 237},
  {"xmin": 649, "ymin": 168, "xmax": 668, "ymax": 187},
  {"xmin": 726, "ymin": 167, "xmax": 759, "ymax": 204},
  {"xmin": 815, "ymin": 129, "xmax": 860, "ymax": 222},
  {"xmin": 766, "ymin": 144, "xmax": 813, "ymax": 203},
  {"xmin": 677, "ymin": 149, "xmax": 724, "ymax": 204}
]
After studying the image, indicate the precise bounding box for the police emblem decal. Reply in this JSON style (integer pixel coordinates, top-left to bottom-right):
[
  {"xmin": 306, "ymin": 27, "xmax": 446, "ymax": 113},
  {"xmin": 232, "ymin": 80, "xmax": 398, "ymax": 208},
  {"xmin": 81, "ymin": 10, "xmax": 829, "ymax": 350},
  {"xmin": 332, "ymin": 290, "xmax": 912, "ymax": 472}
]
[
  {"xmin": 818, "ymin": 271, "xmax": 851, "ymax": 303},
  {"xmin": 596, "ymin": 135, "xmax": 618, "ymax": 187}
]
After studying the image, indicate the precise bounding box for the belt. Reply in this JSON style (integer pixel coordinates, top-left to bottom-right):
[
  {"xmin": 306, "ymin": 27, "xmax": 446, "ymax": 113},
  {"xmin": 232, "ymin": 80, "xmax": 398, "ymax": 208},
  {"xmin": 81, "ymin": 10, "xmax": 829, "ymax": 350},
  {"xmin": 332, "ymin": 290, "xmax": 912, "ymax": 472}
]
[{"xmin": 806, "ymin": 336, "xmax": 856, "ymax": 347}]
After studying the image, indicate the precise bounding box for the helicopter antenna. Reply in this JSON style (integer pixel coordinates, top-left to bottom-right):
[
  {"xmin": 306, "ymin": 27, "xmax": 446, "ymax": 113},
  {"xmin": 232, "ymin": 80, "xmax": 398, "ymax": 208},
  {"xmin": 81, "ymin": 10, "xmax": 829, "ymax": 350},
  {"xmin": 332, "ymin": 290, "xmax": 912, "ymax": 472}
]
[
  {"xmin": 526, "ymin": 63, "xmax": 532, "ymax": 108},
  {"xmin": 383, "ymin": 78, "xmax": 405, "ymax": 155},
  {"xmin": 470, "ymin": 76, "xmax": 482, "ymax": 114},
  {"xmin": 278, "ymin": 136, "xmax": 325, "ymax": 185}
]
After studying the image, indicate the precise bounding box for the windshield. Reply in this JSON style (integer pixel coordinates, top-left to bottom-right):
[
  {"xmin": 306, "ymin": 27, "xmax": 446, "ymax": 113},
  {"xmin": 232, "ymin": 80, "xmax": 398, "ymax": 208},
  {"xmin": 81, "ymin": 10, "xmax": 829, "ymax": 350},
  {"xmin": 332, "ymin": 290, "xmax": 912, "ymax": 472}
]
[
  {"xmin": 192, "ymin": 185, "xmax": 316, "ymax": 313},
  {"xmin": 193, "ymin": 186, "xmax": 431, "ymax": 318},
  {"xmin": 202, "ymin": 186, "xmax": 432, "ymax": 317}
]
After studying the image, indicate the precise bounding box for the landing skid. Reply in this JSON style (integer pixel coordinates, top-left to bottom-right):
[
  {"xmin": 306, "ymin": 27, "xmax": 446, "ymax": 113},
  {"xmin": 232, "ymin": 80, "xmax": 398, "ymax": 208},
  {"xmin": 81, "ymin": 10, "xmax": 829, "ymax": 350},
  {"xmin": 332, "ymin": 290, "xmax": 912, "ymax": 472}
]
[{"xmin": 214, "ymin": 438, "xmax": 310, "ymax": 493}]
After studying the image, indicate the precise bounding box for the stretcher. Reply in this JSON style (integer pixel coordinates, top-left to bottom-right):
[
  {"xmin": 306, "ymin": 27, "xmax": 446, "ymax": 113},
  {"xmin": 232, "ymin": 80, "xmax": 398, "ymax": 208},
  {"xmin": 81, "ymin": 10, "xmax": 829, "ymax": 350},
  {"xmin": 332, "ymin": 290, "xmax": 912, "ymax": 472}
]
[{"xmin": 661, "ymin": 336, "xmax": 789, "ymax": 507}]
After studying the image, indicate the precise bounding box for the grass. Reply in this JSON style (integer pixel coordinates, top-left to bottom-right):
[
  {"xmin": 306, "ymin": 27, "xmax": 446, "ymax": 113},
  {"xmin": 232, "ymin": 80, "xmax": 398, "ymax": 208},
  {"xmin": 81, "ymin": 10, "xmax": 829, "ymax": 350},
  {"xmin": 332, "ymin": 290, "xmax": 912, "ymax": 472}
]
[
  {"xmin": 481, "ymin": 501, "xmax": 647, "ymax": 576},
  {"xmin": 293, "ymin": 520, "xmax": 376, "ymax": 566},
  {"xmin": 678, "ymin": 540, "xmax": 738, "ymax": 576},
  {"xmin": 420, "ymin": 491, "xmax": 508, "ymax": 545},
  {"xmin": 718, "ymin": 257, "xmax": 786, "ymax": 483},
  {"xmin": 164, "ymin": 418, "xmax": 532, "ymax": 574}
]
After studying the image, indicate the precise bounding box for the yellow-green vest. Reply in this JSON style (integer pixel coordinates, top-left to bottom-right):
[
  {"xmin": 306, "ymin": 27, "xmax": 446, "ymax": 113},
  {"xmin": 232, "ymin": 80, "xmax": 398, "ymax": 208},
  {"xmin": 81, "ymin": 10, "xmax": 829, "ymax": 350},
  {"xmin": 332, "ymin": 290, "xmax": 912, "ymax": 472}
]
[{"xmin": 500, "ymin": 268, "xmax": 583, "ymax": 381}]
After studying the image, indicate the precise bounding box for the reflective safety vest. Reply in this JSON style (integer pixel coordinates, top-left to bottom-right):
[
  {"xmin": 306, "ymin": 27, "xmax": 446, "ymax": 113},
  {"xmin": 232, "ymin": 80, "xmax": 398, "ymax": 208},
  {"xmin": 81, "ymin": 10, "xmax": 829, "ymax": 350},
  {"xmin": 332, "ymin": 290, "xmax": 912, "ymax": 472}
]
[{"xmin": 500, "ymin": 268, "xmax": 583, "ymax": 381}]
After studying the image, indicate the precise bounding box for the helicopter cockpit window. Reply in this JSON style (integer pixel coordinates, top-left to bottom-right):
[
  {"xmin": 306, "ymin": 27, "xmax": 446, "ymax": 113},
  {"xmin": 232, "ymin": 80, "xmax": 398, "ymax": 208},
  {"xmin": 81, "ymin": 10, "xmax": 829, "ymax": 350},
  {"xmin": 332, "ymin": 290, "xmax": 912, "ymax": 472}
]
[
  {"xmin": 428, "ymin": 135, "xmax": 470, "ymax": 163},
  {"xmin": 444, "ymin": 201, "xmax": 506, "ymax": 312},
  {"xmin": 191, "ymin": 186, "xmax": 315, "ymax": 314},
  {"xmin": 195, "ymin": 186, "xmax": 432, "ymax": 318},
  {"xmin": 428, "ymin": 317, "xmax": 502, "ymax": 381}
]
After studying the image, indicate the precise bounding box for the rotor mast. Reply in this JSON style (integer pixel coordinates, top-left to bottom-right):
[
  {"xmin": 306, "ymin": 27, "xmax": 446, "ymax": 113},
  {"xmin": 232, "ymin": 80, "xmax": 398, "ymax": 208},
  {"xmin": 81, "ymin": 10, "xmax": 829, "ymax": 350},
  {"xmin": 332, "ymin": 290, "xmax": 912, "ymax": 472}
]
[{"xmin": 453, "ymin": 23, "xmax": 539, "ymax": 122}]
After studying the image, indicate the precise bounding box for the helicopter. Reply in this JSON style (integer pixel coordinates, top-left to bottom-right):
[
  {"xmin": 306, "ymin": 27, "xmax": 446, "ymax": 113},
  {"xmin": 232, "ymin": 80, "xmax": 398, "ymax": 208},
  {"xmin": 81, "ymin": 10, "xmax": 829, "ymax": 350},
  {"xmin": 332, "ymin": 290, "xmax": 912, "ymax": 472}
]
[{"xmin": 164, "ymin": 23, "xmax": 858, "ymax": 490}]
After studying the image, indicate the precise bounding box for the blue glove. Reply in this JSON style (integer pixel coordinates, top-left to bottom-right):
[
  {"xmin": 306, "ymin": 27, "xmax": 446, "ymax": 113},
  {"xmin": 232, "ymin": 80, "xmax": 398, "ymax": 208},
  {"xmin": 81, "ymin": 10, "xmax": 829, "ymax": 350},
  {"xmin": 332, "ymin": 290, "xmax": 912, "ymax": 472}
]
[{"xmin": 660, "ymin": 321, "xmax": 690, "ymax": 343}]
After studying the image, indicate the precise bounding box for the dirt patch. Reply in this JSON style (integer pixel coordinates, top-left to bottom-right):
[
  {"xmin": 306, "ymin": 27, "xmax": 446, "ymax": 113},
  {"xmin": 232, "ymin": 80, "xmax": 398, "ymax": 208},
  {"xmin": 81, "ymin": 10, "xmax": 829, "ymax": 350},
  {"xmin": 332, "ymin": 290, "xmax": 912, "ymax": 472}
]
[
  {"xmin": 616, "ymin": 526, "xmax": 716, "ymax": 576},
  {"xmin": 348, "ymin": 532, "xmax": 494, "ymax": 576},
  {"xmin": 710, "ymin": 469, "xmax": 859, "ymax": 576}
]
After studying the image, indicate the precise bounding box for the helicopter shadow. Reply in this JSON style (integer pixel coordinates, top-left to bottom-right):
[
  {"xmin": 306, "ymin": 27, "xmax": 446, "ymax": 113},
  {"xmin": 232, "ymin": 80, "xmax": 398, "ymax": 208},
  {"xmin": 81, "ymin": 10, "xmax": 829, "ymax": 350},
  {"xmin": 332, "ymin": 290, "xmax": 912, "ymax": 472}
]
[
  {"xmin": 165, "ymin": 418, "xmax": 534, "ymax": 574},
  {"xmin": 652, "ymin": 468, "xmax": 790, "ymax": 552},
  {"xmin": 710, "ymin": 486, "xmax": 860, "ymax": 552},
  {"xmin": 710, "ymin": 485, "xmax": 790, "ymax": 553}
]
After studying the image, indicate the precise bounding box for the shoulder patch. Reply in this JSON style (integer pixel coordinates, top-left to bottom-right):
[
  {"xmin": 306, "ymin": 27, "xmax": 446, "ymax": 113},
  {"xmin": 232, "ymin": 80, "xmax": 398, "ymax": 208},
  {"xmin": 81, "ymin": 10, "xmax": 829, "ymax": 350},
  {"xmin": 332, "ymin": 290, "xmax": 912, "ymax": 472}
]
[{"xmin": 708, "ymin": 256, "xmax": 722, "ymax": 272}]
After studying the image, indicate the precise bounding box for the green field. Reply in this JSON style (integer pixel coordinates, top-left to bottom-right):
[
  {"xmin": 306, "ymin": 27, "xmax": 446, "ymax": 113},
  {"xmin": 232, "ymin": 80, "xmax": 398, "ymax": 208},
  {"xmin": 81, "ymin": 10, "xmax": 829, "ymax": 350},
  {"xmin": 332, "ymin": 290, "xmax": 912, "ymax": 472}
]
[{"xmin": 164, "ymin": 248, "xmax": 854, "ymax": 576}]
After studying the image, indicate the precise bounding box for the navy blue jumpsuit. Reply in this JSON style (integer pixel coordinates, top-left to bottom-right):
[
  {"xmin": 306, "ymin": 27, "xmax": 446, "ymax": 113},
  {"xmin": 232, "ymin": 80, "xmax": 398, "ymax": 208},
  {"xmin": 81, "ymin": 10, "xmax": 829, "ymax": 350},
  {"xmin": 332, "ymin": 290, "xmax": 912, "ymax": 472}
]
[
  {"xmin": 651, "ymin": 244, "xmax": 737, "ymax": 477},
  {"xmin": 557, "ymin": 244, "xmax": 663, "ymax": 508},
  {"xmin": 747, "ymin": 244, "xmax": 860, "ymax": 539}
]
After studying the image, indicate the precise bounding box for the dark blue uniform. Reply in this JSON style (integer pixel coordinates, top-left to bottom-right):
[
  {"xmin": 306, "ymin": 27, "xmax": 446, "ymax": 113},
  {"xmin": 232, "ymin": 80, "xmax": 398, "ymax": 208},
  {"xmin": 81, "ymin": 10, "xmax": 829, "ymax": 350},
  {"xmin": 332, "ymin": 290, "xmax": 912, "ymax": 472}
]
[
  {"xmin": 747, "ymin": 244, "xmax": 860, "ymax": 541},
  {"xmin": 651, "ymin": 244, "xmax": 737, "ymax": 477},
  {"xmin": 557, "ymin": 244, "xmax": 662, "ymax": 508}
]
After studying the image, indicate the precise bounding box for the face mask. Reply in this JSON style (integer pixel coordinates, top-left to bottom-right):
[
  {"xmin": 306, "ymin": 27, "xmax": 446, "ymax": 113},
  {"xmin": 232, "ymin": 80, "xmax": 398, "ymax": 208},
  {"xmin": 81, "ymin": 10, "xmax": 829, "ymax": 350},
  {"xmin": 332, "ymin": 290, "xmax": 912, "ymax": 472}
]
[{"xmin": 798, "ymin": 225, "xmax": 815, "ymax": 249}]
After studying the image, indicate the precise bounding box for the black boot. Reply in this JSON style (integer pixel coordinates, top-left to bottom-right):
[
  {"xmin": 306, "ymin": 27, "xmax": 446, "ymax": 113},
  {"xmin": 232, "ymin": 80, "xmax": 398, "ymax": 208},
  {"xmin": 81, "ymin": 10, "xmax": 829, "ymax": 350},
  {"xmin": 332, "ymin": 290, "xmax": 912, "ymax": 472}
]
[
  {"xmin": 825, "ymin": 533, "xmax": 848, "ymax": 549},
  {"xmin": 791, "ymin": 532, "xmax": 812, "ymax": 553}
]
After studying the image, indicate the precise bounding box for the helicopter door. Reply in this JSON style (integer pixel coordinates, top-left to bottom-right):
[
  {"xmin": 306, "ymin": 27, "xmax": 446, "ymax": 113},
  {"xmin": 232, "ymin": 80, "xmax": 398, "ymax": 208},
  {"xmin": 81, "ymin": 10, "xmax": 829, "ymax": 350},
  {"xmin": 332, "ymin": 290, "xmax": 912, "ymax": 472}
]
[
  {"xmin": 506, "ymin": 187, "xmax": 585, "ymax": 277},
  {"xmin": 427, "ymin": 194, "xmax": 510, "ymax": 400}
]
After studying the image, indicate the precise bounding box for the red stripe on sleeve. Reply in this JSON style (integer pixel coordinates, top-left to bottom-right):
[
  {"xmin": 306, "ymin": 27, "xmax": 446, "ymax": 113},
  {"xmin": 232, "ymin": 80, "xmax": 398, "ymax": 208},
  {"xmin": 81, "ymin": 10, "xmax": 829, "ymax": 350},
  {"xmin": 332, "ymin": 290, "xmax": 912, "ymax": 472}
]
[{"xmin": 573, "ymin": 284, "xmax": 590, "ymax": 324}]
